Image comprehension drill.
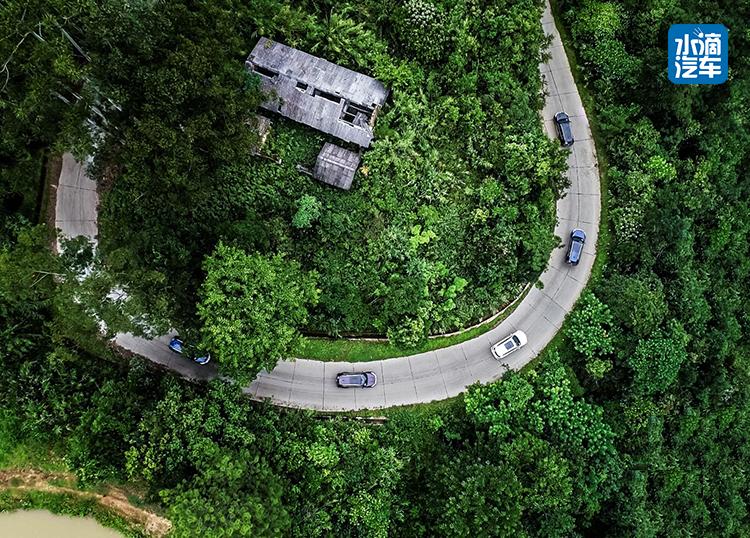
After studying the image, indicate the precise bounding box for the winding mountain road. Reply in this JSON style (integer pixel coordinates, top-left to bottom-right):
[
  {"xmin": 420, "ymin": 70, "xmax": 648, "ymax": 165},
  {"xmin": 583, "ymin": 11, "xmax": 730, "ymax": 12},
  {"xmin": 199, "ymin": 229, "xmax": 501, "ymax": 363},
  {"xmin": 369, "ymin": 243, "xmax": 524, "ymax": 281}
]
[{"xmin": 54, "ymin": 2, "xmax": 600, "ymax": 411}]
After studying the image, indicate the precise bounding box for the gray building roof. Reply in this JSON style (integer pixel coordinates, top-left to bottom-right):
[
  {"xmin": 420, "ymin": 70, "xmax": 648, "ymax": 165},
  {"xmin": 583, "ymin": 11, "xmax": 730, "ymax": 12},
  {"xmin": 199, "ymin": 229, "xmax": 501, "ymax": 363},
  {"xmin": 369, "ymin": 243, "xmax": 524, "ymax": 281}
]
[
  {"xmin": 314, "ymin": 143, "xmax": 361, "ymax": 190},
  {"xmin": 246, "ymin": 37, "xmax": 389, "ymax": 147}
]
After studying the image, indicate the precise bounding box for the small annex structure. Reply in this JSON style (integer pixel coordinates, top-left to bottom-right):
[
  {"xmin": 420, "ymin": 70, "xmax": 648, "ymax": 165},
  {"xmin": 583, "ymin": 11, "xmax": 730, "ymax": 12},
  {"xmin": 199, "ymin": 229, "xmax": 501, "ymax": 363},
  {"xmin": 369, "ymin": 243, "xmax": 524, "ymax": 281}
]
[
  {"xmin": 313, "ymin": 143, "xmax": 361, "ymax": 190},
  {"xmin": 246, "ymin": 37, "xmax": 389, "ymax": 149}
]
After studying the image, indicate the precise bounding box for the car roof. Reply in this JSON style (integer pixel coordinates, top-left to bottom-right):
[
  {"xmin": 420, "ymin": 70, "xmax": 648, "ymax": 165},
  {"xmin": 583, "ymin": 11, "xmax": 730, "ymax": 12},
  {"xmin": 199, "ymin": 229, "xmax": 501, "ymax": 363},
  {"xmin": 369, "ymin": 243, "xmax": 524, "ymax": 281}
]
[
  {"xmin": 338, "ymin": 372, "xmax": 366, "ymax": 379},
  {"xmin": 569, "ymin": 240, "xmax": 583, "ymax": 261},
  {"xmin": 498, "ymin": 330, "xmax": 527, "ymax": 347}
]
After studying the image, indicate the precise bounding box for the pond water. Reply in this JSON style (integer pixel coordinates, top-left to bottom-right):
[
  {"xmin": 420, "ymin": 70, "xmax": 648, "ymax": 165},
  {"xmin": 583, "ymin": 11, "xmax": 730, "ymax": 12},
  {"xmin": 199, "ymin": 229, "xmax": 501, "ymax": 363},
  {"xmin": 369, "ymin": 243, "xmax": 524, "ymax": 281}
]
[{"xmin": 0, "ymin": 510, "xmax": 122, "ymax": 537}]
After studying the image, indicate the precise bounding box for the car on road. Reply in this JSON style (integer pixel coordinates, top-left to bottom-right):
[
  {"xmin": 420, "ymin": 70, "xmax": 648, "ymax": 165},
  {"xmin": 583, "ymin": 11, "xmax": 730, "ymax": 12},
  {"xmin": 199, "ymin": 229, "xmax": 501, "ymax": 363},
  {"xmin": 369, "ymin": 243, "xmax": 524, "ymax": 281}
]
[
  {"xmin": 336, "ymin": 371, "xmax": 377, "ymax": 388},
  {"xmin": 566, "ymin": 228, "xmax": 586, "ymax": 266},
  {"xmin": 554, "ymin": 111, "xmax": 574, "ymax": 147},
  {"xmin": 491, "ymin": 330, "xmax": 528, "ymax": 360},
  {"xmin": 168, "ymin": 337, "xmax": 211, "ymax": 365}
]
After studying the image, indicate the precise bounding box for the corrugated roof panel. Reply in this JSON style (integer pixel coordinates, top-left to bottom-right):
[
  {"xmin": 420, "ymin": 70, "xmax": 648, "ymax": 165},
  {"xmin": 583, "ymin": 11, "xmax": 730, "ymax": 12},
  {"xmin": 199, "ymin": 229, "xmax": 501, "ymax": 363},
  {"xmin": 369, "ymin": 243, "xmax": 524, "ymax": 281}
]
[
  {"xmin": 313, "ymin": 143, "xmax": 360, "ymax": 190},
  {"xmin": 247, "ymin": 38, "xmax": 388, "ymax": 147}
]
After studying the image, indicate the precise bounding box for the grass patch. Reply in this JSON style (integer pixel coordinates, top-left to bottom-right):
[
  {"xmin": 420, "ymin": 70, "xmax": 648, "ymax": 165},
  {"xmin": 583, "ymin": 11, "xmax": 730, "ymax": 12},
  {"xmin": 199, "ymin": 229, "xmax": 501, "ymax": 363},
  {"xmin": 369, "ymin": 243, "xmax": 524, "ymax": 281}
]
[
  {"xmin": 381, "ymin": 393, "xmax": 463, "ymax": 418},
  {"xmin": 39, "ymin": 152, "xmax": 63, "ymax": 234},
  {"xmin": 0, "ymin": 442, "xmax": 68, "ymax": 474},
  {"xmin": 297, "ymin": 285, "xmax": 531, "ymax": 361},
  {"xmin": 0, "ymin": 410, "xmax": 67, "ymax": 473},
  {"xmin": 0, "ymin": 490, "xmax": 145, "ymax": 537}
]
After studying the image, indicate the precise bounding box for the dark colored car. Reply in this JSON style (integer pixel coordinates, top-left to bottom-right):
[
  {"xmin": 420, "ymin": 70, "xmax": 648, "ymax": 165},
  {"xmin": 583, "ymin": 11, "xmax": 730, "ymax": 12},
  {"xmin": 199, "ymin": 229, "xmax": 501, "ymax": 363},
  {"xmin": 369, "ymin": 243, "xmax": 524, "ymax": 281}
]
[
  {"xmin": 554, "ymin": 111, "xmax": 574, "ymax": 147},
  {"xmin": 566, "ymin": 228, "xmax": 586, "ymax": 265},
  {"xmin": 336, "ymin": 372, "xmax": 377, "ymax": 388},
  {"xmin": 168, "ymin": 337, "xmax": 211, "ymax": 365}
]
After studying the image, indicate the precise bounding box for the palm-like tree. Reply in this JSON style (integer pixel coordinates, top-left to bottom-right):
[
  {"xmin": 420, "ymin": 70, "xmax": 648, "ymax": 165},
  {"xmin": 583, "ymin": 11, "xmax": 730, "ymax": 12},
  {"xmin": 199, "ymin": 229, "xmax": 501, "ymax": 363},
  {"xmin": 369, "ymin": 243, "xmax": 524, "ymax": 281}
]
[{"xmin": 309, "ymin": 6, "xmax": 375, "ymax": 68}]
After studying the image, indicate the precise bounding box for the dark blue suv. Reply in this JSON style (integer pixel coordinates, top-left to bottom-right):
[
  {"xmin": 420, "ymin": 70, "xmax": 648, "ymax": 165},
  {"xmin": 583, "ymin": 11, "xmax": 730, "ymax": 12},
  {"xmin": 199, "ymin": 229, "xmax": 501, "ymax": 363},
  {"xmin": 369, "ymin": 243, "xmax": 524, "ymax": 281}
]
[
  {"xmin": 168, "ymin": 336, "xmax": 211, "ymax": 365},
  {"xmin": 566, "ymin": 229, "xmax": 586, "ymax": 265},
  {"xmin": 554, "ymin": 112, "xmax": 574, "ymax": 147}
]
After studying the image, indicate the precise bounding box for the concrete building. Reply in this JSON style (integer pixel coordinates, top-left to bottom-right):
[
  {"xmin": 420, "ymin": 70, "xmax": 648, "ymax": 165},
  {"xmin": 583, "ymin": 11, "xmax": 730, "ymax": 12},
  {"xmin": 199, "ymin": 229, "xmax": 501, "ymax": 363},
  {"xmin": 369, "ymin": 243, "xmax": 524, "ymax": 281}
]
[{"xmin": 246, "ymin": 37, "xmax": 389, "ymax": 148}]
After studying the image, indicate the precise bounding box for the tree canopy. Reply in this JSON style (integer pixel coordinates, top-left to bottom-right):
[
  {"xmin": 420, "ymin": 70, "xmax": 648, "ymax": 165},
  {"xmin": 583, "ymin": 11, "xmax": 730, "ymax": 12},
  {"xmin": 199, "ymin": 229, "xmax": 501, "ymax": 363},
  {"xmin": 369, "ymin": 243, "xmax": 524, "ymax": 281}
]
[
  {"xmin": 2, "ymin": 0, "xmax": 750, "ymax": 536},
  {"xmin": 13, "ymin": 0, "xmax": 567, "ymax": 351},
  {"xmin": 197, "ymin": 243, "xmax": 318, "ymax": 382}
]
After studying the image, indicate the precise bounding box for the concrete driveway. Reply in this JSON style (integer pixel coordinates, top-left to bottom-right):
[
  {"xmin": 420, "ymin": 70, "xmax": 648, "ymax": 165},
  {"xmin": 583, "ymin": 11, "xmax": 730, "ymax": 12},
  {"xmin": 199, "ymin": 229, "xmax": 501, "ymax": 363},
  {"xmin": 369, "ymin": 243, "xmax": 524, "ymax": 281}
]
[{"xmin": 55, "ymin": 1, "xmax": 599, "ymax": 411}]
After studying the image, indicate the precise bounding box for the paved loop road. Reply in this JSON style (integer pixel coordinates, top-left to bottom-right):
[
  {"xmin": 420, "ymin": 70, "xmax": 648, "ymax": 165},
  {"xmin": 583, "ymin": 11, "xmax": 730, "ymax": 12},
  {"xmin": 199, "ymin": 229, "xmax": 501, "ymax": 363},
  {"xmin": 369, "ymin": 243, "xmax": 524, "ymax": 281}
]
[{"xmin": 55, "ymin": 1, "xmax": 600, "ymax": 411}]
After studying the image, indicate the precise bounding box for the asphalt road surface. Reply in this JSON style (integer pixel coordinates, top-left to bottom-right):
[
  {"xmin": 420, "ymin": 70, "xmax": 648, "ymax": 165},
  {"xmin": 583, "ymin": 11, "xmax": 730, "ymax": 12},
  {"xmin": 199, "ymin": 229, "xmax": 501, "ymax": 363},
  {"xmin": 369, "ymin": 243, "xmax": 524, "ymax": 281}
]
[{"xmin": 55, "ymin": 1, "xmax": 599, "ymax": 411}]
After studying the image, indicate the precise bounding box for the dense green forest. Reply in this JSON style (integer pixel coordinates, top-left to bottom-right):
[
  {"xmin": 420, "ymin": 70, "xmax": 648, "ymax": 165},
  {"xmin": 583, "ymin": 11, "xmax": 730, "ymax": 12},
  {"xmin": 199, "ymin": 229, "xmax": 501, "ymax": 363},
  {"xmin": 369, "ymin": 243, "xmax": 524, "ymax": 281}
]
[
  {"xmin": 556, "ymin": 0, "xmax": 750, "ymax": 532},
  {"xmin": 1, "ymin": 0, "xmax": 566, "ymax": 353},
  {"xmin": 2, "ymin": 0, "xmax": 750, "ymax": 536}
]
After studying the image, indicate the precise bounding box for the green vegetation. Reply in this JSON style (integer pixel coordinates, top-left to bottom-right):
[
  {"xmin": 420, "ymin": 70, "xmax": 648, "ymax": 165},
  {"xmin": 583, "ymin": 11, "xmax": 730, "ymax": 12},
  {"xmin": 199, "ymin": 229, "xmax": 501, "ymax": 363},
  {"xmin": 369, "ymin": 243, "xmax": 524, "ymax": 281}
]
[
  {"xmin": 297, "ymin": 284, "xmax": 528, "ymax": 361},
  {"xmin": 198, "ymin": 243, "xmax": 319, "ymax": 381},
  {"xmin": 2, "ymin": 0, "xmax": 565, "ymax": 358},
  {"xmin": 0, "ymin": 410, "xmax": 66, "ymax": 472},
  {"xmin": 2, "ymin": 0, "xmax": 750, "ymax": 536},
  {"xmin": 555, "ymin": 0, "xmax": 750, "ymax": 534},
  {"xmin": 0, "ymin": 491, "xmax": 145, "ymax": 537},
  {"xmin": 0, "ymin": 151, "xmax": 45, "ymax": 239}
]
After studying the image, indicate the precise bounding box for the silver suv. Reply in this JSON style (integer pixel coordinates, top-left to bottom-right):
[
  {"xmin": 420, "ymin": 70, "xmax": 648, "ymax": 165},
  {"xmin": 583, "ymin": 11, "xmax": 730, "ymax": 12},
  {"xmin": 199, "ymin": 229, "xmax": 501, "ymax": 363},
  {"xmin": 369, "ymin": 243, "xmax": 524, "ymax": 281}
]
[{"xmin": 336, "ymin": 372, "xmax": 377, "ymax": 388}]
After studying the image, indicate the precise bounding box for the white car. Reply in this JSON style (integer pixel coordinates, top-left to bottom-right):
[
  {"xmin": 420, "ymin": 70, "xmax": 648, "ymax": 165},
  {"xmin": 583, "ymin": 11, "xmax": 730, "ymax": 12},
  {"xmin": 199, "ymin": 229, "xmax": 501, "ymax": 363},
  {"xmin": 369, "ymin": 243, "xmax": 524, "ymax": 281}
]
[{"xmin": 491, "ymin": 330, "xmax": 528, "ymax": 360}]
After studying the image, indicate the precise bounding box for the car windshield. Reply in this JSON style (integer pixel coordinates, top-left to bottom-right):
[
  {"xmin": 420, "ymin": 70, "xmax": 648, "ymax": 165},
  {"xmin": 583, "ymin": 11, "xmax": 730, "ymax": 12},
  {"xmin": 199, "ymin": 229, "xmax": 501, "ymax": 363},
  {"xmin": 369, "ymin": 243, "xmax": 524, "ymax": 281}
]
[{"xmin": 512, "ymin": 335, "xmax": 521, "ymax": 346}]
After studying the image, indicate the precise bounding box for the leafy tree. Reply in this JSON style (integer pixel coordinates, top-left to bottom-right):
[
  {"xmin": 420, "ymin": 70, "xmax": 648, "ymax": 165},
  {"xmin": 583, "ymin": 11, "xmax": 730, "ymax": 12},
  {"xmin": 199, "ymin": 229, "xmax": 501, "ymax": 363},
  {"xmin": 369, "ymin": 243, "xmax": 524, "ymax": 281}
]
[
  {"xmin": 66, "ymin": 364, "xmax": 158, "ymax": 483},
  {"xmin": 627, "ymin": 324, "xmax": 688, "ymax": 396},
  {"xmin": 430, "ymin": 453, "xmax": 524, "ymax": 538},
  {"xmin": 197, "ymin": 243, "xmax": 319, "ymax": 382},
  {"xmin": 163, "ymin": 447, "xmax": 290, "ymax": 538},
  {"xmin": 458, "ymin": 355, "xmax": 623, "ymax": 534},
  {"xmin": 53, "ymin": 236, "xmax": 172, "ymax": 342},
  {"xmin": 292, "ymin": 194, "xmax": 322, "ymax": 229},
  {"xmin": 0, "ymin": 226, "xmax": 57, "ymax": 362},
  {"xmin": 565, "ymin": 293, "xmax": 615, "ymax": 379},
  {"xmin": 601, "ymin": 272, "xmax": 667, "ymax": 338},
  {"xmin": 308, "ymin": 6, "xmax": 386, "ymax": 69},
  {"xmin": 0, "ymin": 0, "xmax": 93, "ymax": 165},
  {"xmin": 126, "ymin": 380, "xmax": 257, "ymax": 487},
  {"xmin": 395, "ymin": 0, "xmax": 450, "ymax": 65},
  {"xmin": 89, "ymin": 0, "xmax": 265, "ymax": 329},
  {"xmin": 277, "ymin": 421, "xmax": 405, "ymax": 538}
]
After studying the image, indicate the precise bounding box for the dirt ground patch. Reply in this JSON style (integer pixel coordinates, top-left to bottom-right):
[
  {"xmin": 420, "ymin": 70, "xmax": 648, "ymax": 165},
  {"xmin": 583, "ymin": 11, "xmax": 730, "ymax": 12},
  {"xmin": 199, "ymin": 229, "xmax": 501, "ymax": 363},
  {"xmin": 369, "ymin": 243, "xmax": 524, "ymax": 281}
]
[{"xmin": 0, "ymin": 469, "xmax": 172, "ymax": 537}]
